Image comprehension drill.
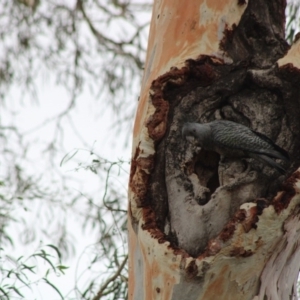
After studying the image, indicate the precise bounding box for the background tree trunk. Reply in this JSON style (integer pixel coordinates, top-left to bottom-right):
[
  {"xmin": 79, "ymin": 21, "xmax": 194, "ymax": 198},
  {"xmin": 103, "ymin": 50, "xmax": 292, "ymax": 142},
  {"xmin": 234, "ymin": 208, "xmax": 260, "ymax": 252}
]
[{"xmin": 128, "ymin": 0, "xmax": 300, "ymax": 299}]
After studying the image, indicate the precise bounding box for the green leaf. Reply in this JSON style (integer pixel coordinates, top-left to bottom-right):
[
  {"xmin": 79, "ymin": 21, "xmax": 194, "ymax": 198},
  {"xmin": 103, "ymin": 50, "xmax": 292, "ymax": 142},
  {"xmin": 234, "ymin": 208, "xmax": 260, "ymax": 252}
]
[
  {"xmin": 45, "ymin": 268, "xmax": 50, "ymax": 278},
  {"xmin": 16, "ymin": 273, "xmax": 29, "ymax": 286},
  {"xmin": 0, "ymin": 287, "xmax": 9, "ymax": 299},
  {"xmin": 46, "ymin": 244, "xmax": 62, "ymax": 261},
  {"xmin": 56, "ymin": 265, "xmax": 69, "ymax": 275},
  {"xmin": 9, "ymin": 286, "xmax": 24, "ymax": 297},
  {"xmin": 21, "ymin": 263, "xmax": 36, "ymax": 274},
  {"xmin": 43, "ymin": 278, "xmax": 64, "ymax": 300},
  {"xmin": 32, "ymin": 252, "xmax": 56, "ymax": 273}
]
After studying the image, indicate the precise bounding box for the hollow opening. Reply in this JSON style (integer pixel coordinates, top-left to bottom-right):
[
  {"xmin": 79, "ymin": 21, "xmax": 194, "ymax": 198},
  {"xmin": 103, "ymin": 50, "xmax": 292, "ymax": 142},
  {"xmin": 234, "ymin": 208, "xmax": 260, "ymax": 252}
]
[{"xmin": 194, "ymin": 150, "xmax": 220, "ymax": 204}]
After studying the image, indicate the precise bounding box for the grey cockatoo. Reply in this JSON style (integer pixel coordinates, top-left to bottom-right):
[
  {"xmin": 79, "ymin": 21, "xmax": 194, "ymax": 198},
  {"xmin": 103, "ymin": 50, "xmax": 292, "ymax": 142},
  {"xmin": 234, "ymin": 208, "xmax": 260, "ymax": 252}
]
[{"xmin": 182, "ymin": 120, "xmax": 289, "ymax": 174}]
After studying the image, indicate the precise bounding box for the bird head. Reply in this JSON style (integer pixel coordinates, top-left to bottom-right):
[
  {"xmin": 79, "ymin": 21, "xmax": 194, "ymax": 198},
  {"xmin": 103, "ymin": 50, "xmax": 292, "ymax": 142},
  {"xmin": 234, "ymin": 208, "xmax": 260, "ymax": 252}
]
[{"xmin": 182, "ymin": 122, "xmax": 210, "ymax": 146}]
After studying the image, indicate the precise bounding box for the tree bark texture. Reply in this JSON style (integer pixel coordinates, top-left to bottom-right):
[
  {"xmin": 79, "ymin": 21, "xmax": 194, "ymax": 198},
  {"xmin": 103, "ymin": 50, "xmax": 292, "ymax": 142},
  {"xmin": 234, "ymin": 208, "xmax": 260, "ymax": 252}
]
[{"xmin": 128, "ymin": 0, "xmax": 300, "ymax": 299}]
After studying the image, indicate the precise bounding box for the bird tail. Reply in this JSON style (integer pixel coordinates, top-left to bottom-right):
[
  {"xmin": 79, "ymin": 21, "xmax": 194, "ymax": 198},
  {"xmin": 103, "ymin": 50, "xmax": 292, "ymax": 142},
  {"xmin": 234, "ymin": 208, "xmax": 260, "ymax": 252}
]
[
  {"xmin": 252, "ymin": 131, "xmax": 290, "ymax": 162},
  {"xmin": 251, "ymin": 154, "xmax": 286, "ymax": 174},
  {"xmin": 259, "ymin": 148, "xmax": 290, "ymax": 162}
]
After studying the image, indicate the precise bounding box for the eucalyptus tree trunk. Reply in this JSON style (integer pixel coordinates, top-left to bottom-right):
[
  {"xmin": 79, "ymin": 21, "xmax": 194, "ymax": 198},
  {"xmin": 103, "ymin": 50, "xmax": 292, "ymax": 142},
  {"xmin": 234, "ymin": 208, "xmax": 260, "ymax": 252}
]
[{"xmin": 128, "ymin": 0, "xmax": 300, "ymax": 299}]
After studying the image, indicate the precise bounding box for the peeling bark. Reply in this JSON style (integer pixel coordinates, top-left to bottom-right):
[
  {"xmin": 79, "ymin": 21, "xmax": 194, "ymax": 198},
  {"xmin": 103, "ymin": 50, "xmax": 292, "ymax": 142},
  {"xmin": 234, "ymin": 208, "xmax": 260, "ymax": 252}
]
[{"xmin": 128, "ymin": 0, "xmax": 300, "ymax": 299}]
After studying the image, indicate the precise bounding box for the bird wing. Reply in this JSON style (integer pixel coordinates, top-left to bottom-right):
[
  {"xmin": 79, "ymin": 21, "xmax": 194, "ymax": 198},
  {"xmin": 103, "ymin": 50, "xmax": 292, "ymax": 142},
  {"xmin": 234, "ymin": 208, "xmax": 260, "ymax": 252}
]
[
  {"xmin": 211, "ymin": 121, "xmax": 289, "ymax": 161},
  {"xmin": 250, "ymin": 130, "xmax": 289, "ymax": 161}
]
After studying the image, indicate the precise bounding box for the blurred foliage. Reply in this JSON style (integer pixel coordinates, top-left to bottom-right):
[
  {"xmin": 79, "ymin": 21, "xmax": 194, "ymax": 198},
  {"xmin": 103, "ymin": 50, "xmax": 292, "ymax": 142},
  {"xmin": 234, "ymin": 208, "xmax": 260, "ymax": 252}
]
[
  {"xmin": 0, "ymin": 244, "xmax": 67, "ymax": 299},
  {"xmin": 286, "ymin": 0, "xmax": 300, "ymax": 44},
  {"xmin": 0, "ymin": 150, "xmax": 131, "ymax": 298},
  {"xmin": 0, "ymin": 0, "xmax": 151, "ymax": 299},
  {"xmin": 0, "ymin": 0, "xmax": 300, "ymax": 299}
]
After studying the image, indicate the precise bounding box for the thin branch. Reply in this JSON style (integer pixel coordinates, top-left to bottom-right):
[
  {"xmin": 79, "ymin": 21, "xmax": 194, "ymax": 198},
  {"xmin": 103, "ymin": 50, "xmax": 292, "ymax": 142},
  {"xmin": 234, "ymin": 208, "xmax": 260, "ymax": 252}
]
[
  {"xmin": 92, "ymin": 255, "xmax": 128, "ymax": 300},
  {"xmin": 76, "ymin": 0, "xmax": 143, "ymax": 69}
]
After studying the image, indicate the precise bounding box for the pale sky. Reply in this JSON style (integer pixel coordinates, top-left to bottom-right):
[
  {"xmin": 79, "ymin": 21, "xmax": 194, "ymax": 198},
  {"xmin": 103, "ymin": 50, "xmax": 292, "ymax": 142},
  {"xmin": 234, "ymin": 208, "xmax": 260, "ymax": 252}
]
[{"xmin": 0, "ymin": 1, "xmax": 151, "ymax": 297}]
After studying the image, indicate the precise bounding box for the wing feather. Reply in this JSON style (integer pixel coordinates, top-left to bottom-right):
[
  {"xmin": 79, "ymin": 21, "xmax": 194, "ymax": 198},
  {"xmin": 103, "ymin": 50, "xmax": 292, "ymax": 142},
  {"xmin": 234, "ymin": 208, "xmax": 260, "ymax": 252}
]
[{"xmin": 210, "ymin": 120, "xmax": 289, "ymax": 161}]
